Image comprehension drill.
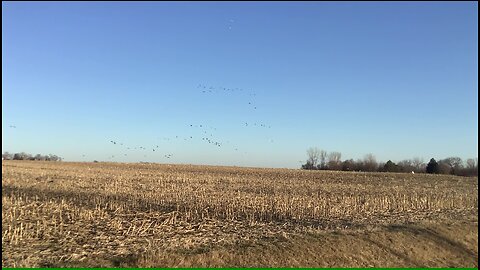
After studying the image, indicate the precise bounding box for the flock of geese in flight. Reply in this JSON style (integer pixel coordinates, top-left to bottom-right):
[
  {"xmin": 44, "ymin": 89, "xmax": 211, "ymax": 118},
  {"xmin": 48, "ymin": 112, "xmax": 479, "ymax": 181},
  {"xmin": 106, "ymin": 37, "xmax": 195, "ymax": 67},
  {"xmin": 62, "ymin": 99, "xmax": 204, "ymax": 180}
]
[
  {"xmin": 6, "ymin": 20, "xmax": 280, "ymax": 164},
  {"xmin": 102, "ymin": 83, "xmax": 275, "ymax": 162},
  {"xmin": 7, "ymin": 82, "xmax": 274, "ymax": 162}
]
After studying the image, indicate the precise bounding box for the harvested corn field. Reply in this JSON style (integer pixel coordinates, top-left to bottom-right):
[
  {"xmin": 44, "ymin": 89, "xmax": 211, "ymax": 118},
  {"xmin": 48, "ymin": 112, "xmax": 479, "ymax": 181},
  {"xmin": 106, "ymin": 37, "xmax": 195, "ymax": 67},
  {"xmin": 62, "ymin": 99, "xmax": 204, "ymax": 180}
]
[{"xmin": 2, "ymin": 160, "xmax": 478, "ymax": 267}]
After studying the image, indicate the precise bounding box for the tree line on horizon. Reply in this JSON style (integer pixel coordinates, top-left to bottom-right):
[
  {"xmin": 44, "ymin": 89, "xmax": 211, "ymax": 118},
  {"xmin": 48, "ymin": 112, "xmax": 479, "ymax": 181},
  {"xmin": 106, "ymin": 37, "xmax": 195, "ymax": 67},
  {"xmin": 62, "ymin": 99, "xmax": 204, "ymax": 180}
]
[
  {"xmin": 301, "ymin": 147, "xmax": 478, "ymax": 177},
  {"xmin": 2, "ymin": 152, "xmax": 62, "ymax": 162}
]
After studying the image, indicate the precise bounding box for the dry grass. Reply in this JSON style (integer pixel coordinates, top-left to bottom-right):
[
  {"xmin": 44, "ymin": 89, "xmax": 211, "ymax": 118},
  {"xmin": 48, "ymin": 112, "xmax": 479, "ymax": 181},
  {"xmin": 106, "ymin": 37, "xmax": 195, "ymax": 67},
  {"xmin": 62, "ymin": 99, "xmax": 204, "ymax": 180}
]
[{"xmin": 2, "ymin": 160, "xmax": 478, "ymax": 267}]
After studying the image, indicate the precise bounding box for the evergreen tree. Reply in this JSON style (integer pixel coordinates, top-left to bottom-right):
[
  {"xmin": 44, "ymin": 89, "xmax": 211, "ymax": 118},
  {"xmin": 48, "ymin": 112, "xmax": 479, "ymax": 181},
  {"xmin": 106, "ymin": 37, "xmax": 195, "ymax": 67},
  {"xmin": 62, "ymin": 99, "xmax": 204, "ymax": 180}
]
[
  {"xmin": 426, "ymin": 158, "xmax": 439, "ymax": 174},
  {"xmin": 384, "ymin": 160, "xmax": 398, "ymax": 172}
]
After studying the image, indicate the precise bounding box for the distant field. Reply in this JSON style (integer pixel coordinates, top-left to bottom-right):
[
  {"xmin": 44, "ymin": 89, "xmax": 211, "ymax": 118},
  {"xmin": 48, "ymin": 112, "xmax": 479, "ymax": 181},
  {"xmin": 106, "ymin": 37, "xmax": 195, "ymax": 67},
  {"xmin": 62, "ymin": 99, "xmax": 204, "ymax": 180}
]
[{"xmin": 2, "ymin": 160, "xmax": 478, "ymax": 267}]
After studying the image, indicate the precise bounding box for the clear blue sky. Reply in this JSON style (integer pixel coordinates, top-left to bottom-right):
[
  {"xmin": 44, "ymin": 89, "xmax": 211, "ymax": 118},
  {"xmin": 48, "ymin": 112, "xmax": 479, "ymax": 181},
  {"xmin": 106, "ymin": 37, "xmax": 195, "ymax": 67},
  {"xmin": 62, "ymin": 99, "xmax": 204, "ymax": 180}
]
[{"xmin": 2, "ymin": 2, "xmax": 478, "ymax": 168}]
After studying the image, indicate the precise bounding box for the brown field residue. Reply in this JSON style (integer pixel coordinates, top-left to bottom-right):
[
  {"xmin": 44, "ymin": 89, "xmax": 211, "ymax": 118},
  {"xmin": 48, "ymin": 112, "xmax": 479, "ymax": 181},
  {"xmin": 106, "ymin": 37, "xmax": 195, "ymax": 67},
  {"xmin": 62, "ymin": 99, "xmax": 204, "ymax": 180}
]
[{"xmin": 2, "ymin": 161, "xmax": 478, "ymax": 267}]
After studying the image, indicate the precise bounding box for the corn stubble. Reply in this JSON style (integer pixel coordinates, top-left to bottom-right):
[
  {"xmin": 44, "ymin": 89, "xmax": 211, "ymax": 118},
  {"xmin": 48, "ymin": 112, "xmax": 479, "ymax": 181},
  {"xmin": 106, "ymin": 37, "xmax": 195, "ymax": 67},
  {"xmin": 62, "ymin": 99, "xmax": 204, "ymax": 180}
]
[{"xmin": 2, "ymin": 161, "xmax": 478, "ymax": 267}]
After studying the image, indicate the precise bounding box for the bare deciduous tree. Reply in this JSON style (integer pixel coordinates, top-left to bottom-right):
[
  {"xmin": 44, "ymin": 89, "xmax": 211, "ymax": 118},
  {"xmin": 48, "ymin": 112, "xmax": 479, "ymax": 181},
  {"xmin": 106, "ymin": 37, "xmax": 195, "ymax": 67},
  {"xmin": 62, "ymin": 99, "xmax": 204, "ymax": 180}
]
[
  {"xmin": 438, "ymin": 157, "xmax": 463, "ymax": 175},
  {"xmin": 398, "ymin": 159, "xmax": 414, "ymax": 172},
  {"xmin": 13, "ymin": 152, "xmax": 32, "ymax": 160},
  {"xmin": 455, "ymin": 158, "xmax": 478, "ymax": 176},
  {"xmin": 2, "ymin": 152, "xmax": 13, "ymax": 160},
  {"xmin": 441, "ymin": 157, "xmax": 463, "ymax": 169},
  {"xmin": 412, "ymin": 157, "xmax": 425, "ymax": 172},
  {"xmin": 306, "ymin": 147, "xmax": 321, "ymax": 167},
  {"xmin": 319, "ymin": 150, "xmax": 327, "ymax": 169},
  {"xmin": 438, "ymin": 162, "xmax": 452, "ymax": 174},
  {"xmin": 466, "ymin": 158, "xmax": 477, "ymax": 169},
  {"xmin": 328, "ymin": 151, "xmax": 342, "ymax": 170},
  {"xmin": 34, "ymin": 154, "xmax": 47, "ymax": 161},
  {"xmin": 363, "ymin": 153, "xmax": 377, "ymax": 172}
]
